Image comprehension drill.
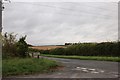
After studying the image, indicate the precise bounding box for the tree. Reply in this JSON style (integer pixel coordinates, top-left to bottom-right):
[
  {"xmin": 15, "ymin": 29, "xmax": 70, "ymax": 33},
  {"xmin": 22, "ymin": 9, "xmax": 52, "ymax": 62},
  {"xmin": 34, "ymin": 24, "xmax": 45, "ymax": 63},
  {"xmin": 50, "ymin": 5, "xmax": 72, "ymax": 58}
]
[
  {"xmin": 2, "ymin": 32, "xmax": 18, "ymax": 58},
  {"xmin": 16, "ymin": 35, "xmax": 28, "ymax": 58}
]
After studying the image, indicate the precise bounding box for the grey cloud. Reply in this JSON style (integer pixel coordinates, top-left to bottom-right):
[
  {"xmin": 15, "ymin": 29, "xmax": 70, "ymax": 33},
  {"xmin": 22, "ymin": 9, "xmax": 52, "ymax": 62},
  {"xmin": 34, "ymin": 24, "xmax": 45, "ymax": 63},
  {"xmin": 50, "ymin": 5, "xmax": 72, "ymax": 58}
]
[{"xmin": 3, "ymin": 2, "xmax": 118, "ymax": 45}]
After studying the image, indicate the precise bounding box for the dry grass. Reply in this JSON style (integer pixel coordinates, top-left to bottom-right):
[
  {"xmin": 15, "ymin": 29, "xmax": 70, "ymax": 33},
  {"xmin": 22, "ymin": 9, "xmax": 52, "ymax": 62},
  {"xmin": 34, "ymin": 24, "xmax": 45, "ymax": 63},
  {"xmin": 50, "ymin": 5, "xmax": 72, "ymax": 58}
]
[{"xmin": 30, "ymin": 46, "xmax": 66, "ymax": 50}]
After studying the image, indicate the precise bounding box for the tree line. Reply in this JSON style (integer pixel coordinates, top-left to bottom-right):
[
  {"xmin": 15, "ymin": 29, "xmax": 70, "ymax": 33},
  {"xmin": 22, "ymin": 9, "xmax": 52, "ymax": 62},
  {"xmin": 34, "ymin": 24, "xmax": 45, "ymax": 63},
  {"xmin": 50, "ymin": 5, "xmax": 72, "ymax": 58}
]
[
  {"xmin": 39, "ymin": 42, "xmax": 119, "ymax": 57},
  {"xmin": 2, "ymin": 32, "xmax": 119, "ymax": 57}
]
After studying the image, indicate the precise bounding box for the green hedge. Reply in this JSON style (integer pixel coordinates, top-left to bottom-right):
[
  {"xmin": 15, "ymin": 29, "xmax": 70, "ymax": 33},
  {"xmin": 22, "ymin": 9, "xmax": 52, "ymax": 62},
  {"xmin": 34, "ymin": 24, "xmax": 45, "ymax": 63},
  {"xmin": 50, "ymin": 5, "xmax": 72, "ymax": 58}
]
[{"xmin": 44, "ymin": 42, "xmax": 119, "ymax": 56}]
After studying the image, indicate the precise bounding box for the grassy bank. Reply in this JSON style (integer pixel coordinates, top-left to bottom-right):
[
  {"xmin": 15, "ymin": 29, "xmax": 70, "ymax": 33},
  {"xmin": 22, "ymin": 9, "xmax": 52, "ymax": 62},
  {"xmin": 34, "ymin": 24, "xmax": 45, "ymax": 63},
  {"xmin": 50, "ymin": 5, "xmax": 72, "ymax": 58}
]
[
  {"xmin": 3, "ymin": 58, "xmax": 59, "ymax": 76},
  {"xmin": 41, "ymin": 54, "xmax": 120, "ymax": 62}
]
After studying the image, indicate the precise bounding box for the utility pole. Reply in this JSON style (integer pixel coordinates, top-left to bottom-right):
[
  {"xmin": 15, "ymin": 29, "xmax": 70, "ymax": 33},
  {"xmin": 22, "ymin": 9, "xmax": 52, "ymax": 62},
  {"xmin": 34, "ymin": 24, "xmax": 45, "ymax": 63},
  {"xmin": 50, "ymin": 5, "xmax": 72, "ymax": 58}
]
[
  {"xmin": 0, "ymin": 0, "xmax": 11, "ymax": 33},
  {"xmin": 0, "ymin": 1, "xmax": 2, "ymax": 79},
  {"xmin": 118, "ymin": 3, "xmax": 120, "ymax": 79},
  {"xmin": 0, "ymin": 1, "xmax": 10, "ymax": 79},
  {"xmin": 0, "ymin": 5, "xmax": 1, "ymax": 35}
]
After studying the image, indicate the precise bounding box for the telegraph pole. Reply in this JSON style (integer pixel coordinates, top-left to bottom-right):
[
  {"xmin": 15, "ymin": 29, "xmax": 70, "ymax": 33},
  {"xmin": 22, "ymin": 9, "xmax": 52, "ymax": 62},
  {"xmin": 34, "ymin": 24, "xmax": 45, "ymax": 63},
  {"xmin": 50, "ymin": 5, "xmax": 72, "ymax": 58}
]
[
  {"xmin": 0, "ymin": 1, "xmax": 1, "ymax": 45},
  {"xmin": 0, "ymin": 0, "xmax": 2, "ymax": 79},
  {"xmin": 0, "ymin": 1, "xmax": 10, "ymax": 79}
]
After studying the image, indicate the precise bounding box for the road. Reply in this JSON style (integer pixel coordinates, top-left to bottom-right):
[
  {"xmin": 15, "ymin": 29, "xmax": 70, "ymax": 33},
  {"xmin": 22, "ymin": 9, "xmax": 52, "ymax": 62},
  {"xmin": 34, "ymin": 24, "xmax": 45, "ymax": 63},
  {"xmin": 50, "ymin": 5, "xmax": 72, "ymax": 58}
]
[{"xmin": 11, "ymin": 57, "xmax": 119, "ymax": 78}]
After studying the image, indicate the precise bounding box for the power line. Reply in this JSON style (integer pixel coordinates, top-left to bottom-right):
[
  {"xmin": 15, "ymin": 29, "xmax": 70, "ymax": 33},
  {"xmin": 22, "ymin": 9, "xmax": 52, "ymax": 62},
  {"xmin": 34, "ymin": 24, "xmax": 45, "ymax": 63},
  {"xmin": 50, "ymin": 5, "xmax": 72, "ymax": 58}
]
[
  {"xmin": 18, "ymin": 2, "xmax": 114, "ymax": 19},
  {"xmin": 4, "ymin": 0, "xmax": 11, "ymax": 3},
  {"xmin": 4, "ymin": 2, "xmax": 116, "ymax": 19},
  {"xmin": 67, "ymin": 2, "xmax": 117, "ymax": 12}
]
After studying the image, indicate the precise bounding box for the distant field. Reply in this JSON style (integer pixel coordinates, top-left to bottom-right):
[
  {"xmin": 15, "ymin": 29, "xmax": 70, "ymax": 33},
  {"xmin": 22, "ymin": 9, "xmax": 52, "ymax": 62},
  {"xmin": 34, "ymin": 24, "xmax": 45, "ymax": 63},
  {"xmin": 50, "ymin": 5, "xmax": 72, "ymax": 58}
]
[{"xmin": 30, "ymin": 45, "xmax": 66, "ymax": 50}]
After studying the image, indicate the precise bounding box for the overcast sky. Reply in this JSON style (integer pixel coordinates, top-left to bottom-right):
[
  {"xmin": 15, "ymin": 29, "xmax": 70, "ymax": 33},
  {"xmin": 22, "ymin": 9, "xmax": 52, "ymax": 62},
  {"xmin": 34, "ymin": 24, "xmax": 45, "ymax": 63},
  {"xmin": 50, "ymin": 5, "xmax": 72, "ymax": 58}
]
[{"xmin": 3, "ymin": 2, "xmax": 118, "ymax": 45}]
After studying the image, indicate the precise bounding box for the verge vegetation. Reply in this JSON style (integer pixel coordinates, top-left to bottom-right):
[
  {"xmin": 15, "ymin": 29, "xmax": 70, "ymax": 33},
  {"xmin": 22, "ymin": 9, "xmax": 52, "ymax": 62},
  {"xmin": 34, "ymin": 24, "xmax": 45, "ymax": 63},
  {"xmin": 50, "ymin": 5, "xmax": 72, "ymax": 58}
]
[
  {"xmin": 41, "ymin": 54, "xmax": 120, "ymax": 62},
  {"xmin": 3, "ymin": 58, "xmax": 58, "ymax": 76},
  {"xmin": 2, "ymin": 32, "xmax": 59, "ymax": 76}
]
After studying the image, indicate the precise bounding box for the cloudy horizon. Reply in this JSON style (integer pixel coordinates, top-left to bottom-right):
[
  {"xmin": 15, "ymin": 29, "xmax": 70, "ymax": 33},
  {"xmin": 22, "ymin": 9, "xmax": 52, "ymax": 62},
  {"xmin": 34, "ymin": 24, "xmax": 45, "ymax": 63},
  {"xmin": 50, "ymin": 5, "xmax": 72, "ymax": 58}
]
[{"xmin": 3, "ymin": 2, "xmax": 118, "ymax": 46}]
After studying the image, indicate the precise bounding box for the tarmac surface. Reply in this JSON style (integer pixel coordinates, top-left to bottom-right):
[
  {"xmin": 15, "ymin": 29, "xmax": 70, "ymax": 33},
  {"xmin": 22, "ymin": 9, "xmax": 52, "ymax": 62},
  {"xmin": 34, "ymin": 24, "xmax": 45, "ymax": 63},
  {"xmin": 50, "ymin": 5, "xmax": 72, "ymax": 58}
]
[{"xmin": 9, "ymin": 57, "xmax": 119, "ymax": 78}]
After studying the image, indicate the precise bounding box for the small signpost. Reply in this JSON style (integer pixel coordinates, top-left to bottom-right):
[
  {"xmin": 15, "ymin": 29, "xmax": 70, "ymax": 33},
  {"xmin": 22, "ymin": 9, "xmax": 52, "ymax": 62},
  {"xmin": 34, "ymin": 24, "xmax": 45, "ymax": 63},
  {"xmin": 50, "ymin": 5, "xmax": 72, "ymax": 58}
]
[
  {"xmin": 36, "ymin": 52, "xmax": 40, "ymax": 59},
  {"xmin": 37, "ymin": 55, "xmax": 39, "ymax": 59},
  {"xmin": 29, "ymin": 52, "xmax": 41, "ymax": 58}
]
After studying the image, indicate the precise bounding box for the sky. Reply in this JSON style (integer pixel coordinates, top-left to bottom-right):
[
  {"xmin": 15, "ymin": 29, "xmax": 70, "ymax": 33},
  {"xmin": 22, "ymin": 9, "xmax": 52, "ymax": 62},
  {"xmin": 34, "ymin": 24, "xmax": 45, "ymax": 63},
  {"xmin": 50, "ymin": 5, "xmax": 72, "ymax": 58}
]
[{"xmin": 3, "ymin": 1, "xmax": 118, "ymax": 45}]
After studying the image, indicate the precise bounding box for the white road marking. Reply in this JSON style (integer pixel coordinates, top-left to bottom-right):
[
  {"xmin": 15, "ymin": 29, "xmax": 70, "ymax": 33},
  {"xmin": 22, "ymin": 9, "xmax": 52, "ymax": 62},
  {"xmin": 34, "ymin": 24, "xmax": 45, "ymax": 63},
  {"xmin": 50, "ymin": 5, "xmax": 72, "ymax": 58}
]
[
  {"xmin": 81, "ymin": 68, "xmax": 87, "ymax": 70},
  {"xmin": 88, "ymin": 69, "xmax": 95, "ymax": 71},
  {"xmin": 100, "ymin": 70, "xmax": 104, "ymax": 73},
  {"xmin": 82, "ymin": 70, "xmax": 89, "ymax": 72},
  {"xmin": 114, "ymin": 75, "xmax": 118, "ymax": 77},
  {"xmin": 76, "ymin": 67, "xmax": 80, "ymax": 68},
  {"xmin": 73, "ymin": 67, "xmax": 105, "ymax": 74},
  {"xmin": 58, "ymin": 73, "xmax": 62, "ymax": 75},
  {"xmin": 91, "ymin": 71, "xmax": 99, "ymax": 74}
]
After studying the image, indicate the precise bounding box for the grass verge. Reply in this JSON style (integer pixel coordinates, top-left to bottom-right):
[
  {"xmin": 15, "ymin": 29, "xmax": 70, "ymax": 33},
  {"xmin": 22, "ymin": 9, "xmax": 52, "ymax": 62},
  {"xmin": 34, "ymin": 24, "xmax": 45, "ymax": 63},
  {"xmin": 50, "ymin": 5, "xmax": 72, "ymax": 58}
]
[
  {"xmin": 41, "ymin": 54, "xmax": 120, "ymax": 62},
  {"xmin": 3, "ymin": 58, "xmax": 59, "ymax": 76}
]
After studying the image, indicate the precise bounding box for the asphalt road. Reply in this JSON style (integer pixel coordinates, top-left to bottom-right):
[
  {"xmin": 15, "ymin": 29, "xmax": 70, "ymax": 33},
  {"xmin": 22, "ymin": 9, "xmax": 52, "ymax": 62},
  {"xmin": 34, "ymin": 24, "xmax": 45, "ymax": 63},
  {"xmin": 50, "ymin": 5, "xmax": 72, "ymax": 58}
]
[{"xmin": 11, "ymin": 57, "xmax": 119, "ymax": 78}]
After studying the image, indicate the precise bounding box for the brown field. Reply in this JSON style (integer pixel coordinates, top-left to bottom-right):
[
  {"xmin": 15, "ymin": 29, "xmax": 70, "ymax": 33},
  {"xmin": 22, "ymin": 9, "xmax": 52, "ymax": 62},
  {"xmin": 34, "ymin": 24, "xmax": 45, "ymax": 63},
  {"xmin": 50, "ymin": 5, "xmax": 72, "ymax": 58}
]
[{"xmin": 30, "ymin": 45, "xmax": 66, "ymax": 50}]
